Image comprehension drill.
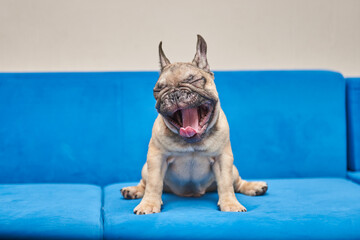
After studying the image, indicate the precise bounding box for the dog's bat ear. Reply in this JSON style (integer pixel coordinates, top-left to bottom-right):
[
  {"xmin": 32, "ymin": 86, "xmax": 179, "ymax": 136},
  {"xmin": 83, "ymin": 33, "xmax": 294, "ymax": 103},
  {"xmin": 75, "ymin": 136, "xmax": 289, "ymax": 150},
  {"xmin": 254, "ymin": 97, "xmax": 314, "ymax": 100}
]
[
  {"xmin": 159, "ymin": 42, "xmax": 171, "ymax": 71},
  {"xmin": 192, "ymin": 35, "xmax": 211, "ymax": 73}
]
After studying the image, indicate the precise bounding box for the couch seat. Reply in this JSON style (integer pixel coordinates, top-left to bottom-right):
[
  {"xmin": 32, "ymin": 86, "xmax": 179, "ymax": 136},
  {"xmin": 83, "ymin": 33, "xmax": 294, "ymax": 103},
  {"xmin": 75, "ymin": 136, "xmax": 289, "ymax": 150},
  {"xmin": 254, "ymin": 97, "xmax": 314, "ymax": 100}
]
[
  {"xmin": 104, "ymin": 178, "xmax": 360, "ymax": 240},
  {"xmin": 0, "ymin": 184, "xmax": 102, "ymax": 239}
]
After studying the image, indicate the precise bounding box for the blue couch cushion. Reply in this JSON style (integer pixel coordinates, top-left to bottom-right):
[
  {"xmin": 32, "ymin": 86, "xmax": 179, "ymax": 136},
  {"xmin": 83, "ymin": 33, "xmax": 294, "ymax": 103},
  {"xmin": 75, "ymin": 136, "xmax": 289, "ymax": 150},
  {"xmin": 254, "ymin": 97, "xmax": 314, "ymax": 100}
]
[
  {"xmin": 103, "ymin": 178, "xmax": 360, "ymax": 240},
  {"xmin": 347, "ymin": 78, "xmax": 360, "ymax": 171},
  {"xmin": 0, "ymin": 184, "xmax": 102, "ymax": 239},
  {"xmin": 0, "ymin": 72, "xmax": 133, "ymax": 186},
  {"xmin": 347, "ymin": 171, "xmax": 360, "ymax": 185},
  {"xmin": 0, "ymin": 71, "xmax": 346, "ymax": 185},
  {"xmin": 215, "ymin": 71, "xmax": 346, "ymax": 179}
]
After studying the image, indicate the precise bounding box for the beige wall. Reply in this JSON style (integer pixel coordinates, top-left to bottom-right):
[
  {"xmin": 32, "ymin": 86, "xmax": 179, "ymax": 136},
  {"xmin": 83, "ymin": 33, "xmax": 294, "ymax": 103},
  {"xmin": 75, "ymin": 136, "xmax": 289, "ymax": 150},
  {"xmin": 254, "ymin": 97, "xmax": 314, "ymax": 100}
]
[{"xmin": 0, "ymin": 0, "xmax": 359, "ymax": 76}]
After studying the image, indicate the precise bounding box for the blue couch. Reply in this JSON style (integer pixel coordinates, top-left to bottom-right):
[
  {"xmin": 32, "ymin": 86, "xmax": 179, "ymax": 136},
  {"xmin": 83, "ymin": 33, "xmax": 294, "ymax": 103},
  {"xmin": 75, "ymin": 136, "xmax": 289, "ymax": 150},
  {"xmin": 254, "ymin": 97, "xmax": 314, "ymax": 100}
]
[{"xmin": 0, "ymin": 71, "xmax": 359, "ymax": 239}]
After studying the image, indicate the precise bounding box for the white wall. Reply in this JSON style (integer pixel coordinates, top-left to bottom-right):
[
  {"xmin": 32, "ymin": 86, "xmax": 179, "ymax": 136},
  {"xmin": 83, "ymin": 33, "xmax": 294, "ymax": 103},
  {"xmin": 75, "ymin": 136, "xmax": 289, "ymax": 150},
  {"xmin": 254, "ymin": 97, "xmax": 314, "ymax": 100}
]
[{"xmin": 0, "ymin": 0, "xmax": 359, "ymax": 76}]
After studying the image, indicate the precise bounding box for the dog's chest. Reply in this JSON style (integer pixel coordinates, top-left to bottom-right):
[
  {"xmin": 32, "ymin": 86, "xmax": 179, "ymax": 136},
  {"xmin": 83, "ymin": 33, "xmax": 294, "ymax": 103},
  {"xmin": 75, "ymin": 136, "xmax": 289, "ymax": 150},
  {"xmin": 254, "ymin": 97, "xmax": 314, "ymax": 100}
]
[{"xmin": 164, "ymin": 153, "xmax": 215, "ymax": 196}]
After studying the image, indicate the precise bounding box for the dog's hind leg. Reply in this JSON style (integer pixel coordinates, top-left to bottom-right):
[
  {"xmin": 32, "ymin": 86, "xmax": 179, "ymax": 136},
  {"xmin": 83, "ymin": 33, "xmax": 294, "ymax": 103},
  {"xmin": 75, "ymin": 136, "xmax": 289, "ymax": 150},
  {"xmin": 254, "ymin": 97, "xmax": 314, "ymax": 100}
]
[
  {"xmin": 233, "ymin": 166, "xmax": 268, "ymax": 196},
  {"xmin": 120, "ymin": 179, "xmax": 146, "ymax": 199},
  {"xmin": 120, "ymin": 163, "xmax": 147, "ymax": 199}
]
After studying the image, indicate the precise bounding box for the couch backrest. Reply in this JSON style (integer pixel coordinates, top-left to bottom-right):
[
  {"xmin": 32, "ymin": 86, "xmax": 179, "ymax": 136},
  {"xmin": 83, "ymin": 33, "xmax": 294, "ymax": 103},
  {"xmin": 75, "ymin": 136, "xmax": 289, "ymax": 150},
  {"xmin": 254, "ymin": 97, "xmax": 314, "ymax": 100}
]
[{"xmin": 0, "ymin": 71, "xmax": 346, "ymax": 186}]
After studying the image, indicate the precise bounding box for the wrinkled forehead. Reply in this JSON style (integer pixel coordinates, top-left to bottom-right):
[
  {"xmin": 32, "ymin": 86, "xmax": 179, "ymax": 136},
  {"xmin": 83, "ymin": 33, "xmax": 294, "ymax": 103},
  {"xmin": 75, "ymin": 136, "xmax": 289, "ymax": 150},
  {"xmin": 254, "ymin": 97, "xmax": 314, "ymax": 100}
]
[{"xmin": 157, "ymin": 63, "xmax": 201, "ymax": 86}]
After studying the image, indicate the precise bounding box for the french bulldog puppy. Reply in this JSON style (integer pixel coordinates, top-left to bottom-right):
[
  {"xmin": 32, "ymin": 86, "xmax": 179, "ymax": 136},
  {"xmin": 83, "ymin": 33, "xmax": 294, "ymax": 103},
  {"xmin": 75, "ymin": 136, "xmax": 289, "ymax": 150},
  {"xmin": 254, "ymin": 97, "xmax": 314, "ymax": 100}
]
[{"xmin": 121, "ymin": 35, "xmax": 268, "ymax": 215}]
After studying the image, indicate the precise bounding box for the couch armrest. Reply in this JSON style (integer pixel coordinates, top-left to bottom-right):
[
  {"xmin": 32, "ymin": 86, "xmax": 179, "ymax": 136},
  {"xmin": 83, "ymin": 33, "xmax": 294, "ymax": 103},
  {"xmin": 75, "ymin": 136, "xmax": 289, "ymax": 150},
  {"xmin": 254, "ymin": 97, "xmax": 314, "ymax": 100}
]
[
  {"xmin": 347, "ymin": 171, "xmax": 360, "ymax": 185},
  {"xmin": 347, "ymin": 78, "xmax": 360, "ymax": 171}
]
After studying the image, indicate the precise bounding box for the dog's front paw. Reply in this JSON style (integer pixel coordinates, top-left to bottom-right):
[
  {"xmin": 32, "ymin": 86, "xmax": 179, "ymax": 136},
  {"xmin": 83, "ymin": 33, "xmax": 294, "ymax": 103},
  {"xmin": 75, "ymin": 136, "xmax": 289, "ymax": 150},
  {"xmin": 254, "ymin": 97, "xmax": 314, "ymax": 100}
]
[
  {"xmin": 218, "ymin": 199, "xmax": 247, "ymax": 212},
  {"xmin": 134, "ymin": 199, "xmax": 162, "ymax": 215}
]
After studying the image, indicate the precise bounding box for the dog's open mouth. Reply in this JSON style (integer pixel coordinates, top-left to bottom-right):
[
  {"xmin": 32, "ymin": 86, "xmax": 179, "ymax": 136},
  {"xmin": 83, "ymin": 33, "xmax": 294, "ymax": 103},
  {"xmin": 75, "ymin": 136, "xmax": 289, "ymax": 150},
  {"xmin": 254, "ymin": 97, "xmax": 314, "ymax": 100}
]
[{"xmin": 167, "ymin": 101, "xmax": 214, "ymax": 138}]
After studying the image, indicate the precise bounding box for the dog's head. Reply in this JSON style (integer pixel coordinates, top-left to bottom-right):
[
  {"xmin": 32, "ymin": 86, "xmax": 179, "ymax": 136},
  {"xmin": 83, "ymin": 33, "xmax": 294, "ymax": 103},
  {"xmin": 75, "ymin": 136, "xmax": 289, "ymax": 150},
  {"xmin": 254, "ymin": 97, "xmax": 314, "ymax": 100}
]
[{"xmin": 154, "ymin": 35, "xmax": 219, "ymax": 143}]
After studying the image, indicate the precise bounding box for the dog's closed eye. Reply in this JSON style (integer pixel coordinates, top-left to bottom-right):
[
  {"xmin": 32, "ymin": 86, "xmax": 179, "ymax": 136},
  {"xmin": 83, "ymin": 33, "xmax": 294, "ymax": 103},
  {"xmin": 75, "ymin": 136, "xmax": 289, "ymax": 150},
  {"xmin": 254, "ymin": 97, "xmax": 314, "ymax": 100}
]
[
  {"xmin": 154, "ymin": 82, "xmax": 166, "ymax": 92},
  {"xmin": 186, "ymin": 77, "xmax": 206, "ymax": 88}
]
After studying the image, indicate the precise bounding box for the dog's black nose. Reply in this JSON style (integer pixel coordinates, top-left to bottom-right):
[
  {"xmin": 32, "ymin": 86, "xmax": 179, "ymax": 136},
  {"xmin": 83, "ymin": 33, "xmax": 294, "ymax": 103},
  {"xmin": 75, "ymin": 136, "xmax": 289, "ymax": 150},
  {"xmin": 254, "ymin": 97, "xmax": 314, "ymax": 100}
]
[
  {"xmin": 169, "ymin": 91, "xmax": 182, "ymax": 102},
  {"xmin": 175, "ymin": 91, "xmax": 182, "ymax": 101}
]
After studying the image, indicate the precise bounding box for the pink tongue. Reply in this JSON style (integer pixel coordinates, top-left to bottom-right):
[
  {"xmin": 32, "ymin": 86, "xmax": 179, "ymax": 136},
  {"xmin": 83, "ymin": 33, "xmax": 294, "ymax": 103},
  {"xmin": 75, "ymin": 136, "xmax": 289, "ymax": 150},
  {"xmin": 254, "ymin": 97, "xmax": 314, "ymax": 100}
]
[
  {"xmin": 179, "ymin": 108, "xmax": 199, "ymax": 138},
  {"xmin": 180, "ymin": 126, "xmax": 197, "ymax": 138}
]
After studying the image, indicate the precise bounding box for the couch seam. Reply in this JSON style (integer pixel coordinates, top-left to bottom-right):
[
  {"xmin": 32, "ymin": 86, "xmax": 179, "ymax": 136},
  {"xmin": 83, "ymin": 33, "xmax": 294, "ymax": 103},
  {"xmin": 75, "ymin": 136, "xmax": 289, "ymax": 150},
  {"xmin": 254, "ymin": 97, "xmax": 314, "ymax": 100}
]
[{"xmin": 101, "ymin": 186, "xmax": 105, "ymax": 240}]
